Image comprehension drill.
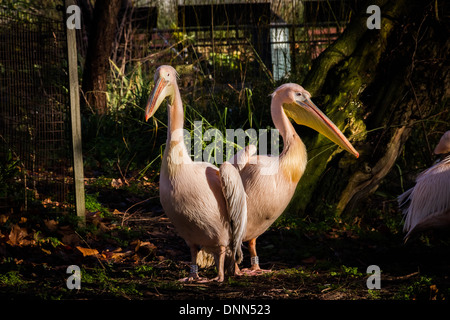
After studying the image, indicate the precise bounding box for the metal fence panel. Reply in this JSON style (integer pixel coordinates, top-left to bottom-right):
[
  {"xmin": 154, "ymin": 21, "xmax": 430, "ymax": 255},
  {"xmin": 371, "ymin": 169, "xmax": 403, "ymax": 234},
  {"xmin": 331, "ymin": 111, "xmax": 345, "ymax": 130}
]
[{"xmin": 0, "ymin": 3, "xmax": 73, "ymax": 213}]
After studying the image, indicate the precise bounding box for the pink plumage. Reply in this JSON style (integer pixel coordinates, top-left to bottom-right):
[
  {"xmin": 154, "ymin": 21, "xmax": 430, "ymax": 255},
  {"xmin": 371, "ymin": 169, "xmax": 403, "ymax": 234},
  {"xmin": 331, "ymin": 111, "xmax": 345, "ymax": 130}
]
[{"xmin": 399, "ymin": 131, "xmax": 450, "ymax": 241}]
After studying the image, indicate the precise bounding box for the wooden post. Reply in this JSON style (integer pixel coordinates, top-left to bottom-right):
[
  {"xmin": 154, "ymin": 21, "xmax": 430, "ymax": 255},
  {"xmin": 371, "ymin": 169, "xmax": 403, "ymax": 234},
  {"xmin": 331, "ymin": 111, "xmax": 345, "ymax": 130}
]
[{"xmin": 65, "ymin": 0, "xmax": 85, "ymax": 226}]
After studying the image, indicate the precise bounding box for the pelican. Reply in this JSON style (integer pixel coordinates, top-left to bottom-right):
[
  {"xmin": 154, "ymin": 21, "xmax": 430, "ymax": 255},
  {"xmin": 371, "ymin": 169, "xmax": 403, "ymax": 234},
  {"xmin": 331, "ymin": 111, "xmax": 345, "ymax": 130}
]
[
  {"xmin": 398, "ymin": 130, "xmax": 450, "ymax": 242},
  {"xmin": 145, "ymin": 65, "xmax": 247, "ymax": 282},
  {"xmin": 227, "ymin": 83, "xmax": 359, "ymax": 273}
]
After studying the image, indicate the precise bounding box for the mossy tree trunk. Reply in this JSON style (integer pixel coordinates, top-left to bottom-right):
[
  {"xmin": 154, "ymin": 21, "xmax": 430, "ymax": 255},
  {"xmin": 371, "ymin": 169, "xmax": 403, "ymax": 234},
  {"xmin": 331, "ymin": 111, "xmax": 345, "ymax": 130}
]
[{"xmin": 288, "ymin": 0, "xmax": 449, "ymax": 217}]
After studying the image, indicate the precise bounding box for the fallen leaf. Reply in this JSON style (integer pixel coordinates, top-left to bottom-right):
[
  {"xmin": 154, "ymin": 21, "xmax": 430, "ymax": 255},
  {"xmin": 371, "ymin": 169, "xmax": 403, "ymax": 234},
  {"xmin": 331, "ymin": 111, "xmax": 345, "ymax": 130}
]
[
  {"xmin": 7, "ymin": 224, "xmax": 28, "ymax": 246},
  {"xmin": 89, "ymin": 215, "xmax": 110, "ymax": 233},
  {"xmin": 44, "ymin": 219, "xmax": 59, "ymax": 232},
  {"xmin": 132, "ymin": 240, "xmax": 157, "ymax": 260},
  {"xmin": 0, "ymin": 214, "xmax": 8, "ymax": 224},
  {"xmin": 76, "ymin": 246, "xmax": 99, "ymax": 257},
  {"xmin": 42, "ymin": 198, "xmax": 52, "ymax": 207},
  {"xmin": 111, "ymin": 178, "xmax": 123, "ymax": 189},
  {"xmin": 103, "ymin": 250, "xmax": 134, "ymax": 261},
  {"xmin": 430, "ymin": 285, "xmax": 439, "ymax": 300}
]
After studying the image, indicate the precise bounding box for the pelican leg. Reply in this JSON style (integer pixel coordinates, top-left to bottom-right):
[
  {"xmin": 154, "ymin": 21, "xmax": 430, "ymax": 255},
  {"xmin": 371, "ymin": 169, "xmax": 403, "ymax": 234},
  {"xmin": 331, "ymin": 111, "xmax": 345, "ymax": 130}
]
[
  {"xmin": 179, "ymin": 244, "xmax": 207, "ymax": 282},
  {"xmin": 241, "ymin": 238, "xmax": 272, "ymax": 275},
  {"xmin": 234, "ymin": 263, "xmax": 243, "ymax": 276},
  {"xmin": 248, "ymin": 238, "xmax": 260, "ymax": 271},
  {"xmin": 211, "ymin": 245, "xmax": 226, "ymax": 282}
]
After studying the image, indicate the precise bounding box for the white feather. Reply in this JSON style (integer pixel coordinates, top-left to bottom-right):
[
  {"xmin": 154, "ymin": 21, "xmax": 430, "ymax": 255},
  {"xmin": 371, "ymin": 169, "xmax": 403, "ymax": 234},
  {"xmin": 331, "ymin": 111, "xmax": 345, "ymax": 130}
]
[
  {"xmin": 399, "ymin": 156, "xmax": 450, "ymax": 239},
  {"xmin": 219, "ymin": 162, "xmax": 248, "ymax": 264}
]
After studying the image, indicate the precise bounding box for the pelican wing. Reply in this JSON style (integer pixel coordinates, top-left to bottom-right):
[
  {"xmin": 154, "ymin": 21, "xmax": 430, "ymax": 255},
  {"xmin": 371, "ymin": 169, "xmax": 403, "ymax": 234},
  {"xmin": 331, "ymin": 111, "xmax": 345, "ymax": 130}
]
[
  {"xmin": 227, "ymin": 145, "xmax": 257, "ymax": 171},
  {"xmin": 399, "ymin": 156, "xmax": 450, "ymax": 240},
  {"xmin": 219, "ymin": 162, "xmax": 248, "ymax": 264}
]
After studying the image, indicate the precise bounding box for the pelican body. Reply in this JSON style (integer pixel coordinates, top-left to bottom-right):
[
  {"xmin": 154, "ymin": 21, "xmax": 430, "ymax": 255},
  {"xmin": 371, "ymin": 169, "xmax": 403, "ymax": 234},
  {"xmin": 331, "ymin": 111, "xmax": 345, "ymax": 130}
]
[
  {"xmin": 228, "ymin": 83, "xmax": 359, "ymax": 272},
  {"xmin": 145, "ymin": 66, "xmax": 247, "ymax": 282},
  {"xmin": 398, "ymin": 131, "xmax": 450, "ymax": 241}
]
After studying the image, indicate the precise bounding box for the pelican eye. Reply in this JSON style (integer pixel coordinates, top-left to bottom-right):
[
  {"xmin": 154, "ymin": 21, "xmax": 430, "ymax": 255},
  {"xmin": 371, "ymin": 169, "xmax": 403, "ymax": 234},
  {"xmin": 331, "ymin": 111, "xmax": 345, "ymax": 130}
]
[{"xmin": 296, "ymin": 92, "xmax": 307, "ymax": 102}]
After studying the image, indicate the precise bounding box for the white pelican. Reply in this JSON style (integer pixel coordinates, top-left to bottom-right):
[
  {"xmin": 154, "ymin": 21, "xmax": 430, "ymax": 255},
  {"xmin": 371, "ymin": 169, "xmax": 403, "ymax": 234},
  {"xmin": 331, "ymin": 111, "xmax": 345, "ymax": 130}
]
[
  {"xmin": 399, "ymin": 130, "xmax": 450, "ymax": 242},
  {"xmin": 225, "ymin": 83, "xmax": 359, "ymax": 273},
  {"xmin": 145, "ymin": 65, "xmax": 247, "ymax": 282}
]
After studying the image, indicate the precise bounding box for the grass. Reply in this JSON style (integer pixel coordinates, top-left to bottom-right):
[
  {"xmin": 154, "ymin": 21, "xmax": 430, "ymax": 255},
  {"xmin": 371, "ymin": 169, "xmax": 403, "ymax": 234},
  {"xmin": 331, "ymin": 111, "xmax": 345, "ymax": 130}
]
[
  {"xmin": 392, "ymin": 276, "xmax": 450, "ymax": 300},
  {"xmin": 0, "ymin": 270, "xmax": 28, "ymax": 287},
  {"xmin": 80, "ymin": 266, "xmax": 143, "ymax": 298},
  {"xmin": 85, "ymin": 193, "xmax": 110, "ymax": 216}
]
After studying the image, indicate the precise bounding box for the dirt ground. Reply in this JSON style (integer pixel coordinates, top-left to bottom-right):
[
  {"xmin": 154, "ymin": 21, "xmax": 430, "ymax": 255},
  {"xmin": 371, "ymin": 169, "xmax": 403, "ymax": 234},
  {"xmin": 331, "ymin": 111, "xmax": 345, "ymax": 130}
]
[{"xmin": 1, "ymin": 192, "xmax": 450, "ymax": 303}]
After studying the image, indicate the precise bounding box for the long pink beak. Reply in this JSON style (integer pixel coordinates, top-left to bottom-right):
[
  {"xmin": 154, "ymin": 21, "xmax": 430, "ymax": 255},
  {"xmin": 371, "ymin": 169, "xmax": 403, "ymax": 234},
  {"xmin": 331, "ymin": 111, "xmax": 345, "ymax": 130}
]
[
  {"xmin": 287, "ymin": 98, "xmax": 359, "ymax": 158},
  {"xmin": 145, "ymin": 77, "xmax": 168, "ymax": 122},
  {"xmin": 303, "ymin": 99, "xmax": 359, "ymax": 158}
]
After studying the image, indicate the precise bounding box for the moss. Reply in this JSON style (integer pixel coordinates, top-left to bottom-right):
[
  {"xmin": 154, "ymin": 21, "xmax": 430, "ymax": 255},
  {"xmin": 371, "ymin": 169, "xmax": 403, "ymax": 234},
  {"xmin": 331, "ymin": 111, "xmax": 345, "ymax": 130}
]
[
  {"xmin": 0, "ymin": 270, "xmax": 28, "ymax": 287},
  {"xmin": 287, "ymin": 0, "xmax": 407, "ymax": 215}
]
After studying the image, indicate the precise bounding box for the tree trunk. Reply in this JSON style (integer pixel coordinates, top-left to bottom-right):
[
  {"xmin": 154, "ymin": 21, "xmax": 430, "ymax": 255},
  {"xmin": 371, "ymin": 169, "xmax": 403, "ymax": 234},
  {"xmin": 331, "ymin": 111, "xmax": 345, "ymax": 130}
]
[
  {"xmin": 82, "ymin": 0, "xmax": 122, "ymax": 115},
  {"xmin": 287, "ymin": 0, "xmax": 449, "ymax": 217}
]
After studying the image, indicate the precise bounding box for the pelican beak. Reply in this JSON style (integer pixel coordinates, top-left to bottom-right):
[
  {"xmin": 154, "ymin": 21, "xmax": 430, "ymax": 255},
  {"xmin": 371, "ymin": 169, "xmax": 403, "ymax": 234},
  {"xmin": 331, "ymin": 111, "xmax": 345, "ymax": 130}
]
[
  {"xmin": 145, "ymin": 76, "xmax": 169, "ymax": 122},
  {"xmin": 434, "ymin": 131, "xmax": 450, "ymax": 155},
  {"xmin": 285, "ymin": 99, "xmax": 359, "ymax": 158}
]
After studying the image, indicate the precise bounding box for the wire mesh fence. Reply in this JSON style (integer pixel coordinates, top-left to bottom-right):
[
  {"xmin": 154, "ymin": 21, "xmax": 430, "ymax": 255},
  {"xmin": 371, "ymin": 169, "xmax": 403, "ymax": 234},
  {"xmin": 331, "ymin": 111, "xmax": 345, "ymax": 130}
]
[
  {"xmin": 0, "ymin": 2, "xmax": 73, "ymax": 214},
  {"xmin": 106, "ymin": 1, "xmax": 349, "ymax": 90}
]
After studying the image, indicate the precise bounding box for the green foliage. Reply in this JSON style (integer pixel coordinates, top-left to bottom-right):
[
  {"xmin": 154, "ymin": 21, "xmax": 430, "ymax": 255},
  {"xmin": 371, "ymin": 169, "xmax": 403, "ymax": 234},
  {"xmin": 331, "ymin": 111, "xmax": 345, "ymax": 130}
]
[
  {"xmin": 210, "ymin": 52, "xmax": 241, "ymax": 71},
  {"xmin": 82, "ymin": 42, "xmax": 279, "ymax": 177},
  {"xmin": 81, "ymin": 267, "xmax": 143, "ymax": 297},
  {"xmin": 133, "ymin": 265, "xmax": 155, "ymax": 279},
  {"xmin": 340, "ymin": 265, "xmax": 363, "ymax": 278},
  {"xmin": 394, "ymin": 276, "xmax": 434, "ymax": 300},
  {"xmin": 82, "ymin": 64, "xmax": 160, "ymax": 178},
  {"xmin": 85, "ymin": 192, "xmax": 109, "ymax": 217},
  {"xmin": 0, "ymin": 150, "xmax": 22, "ymax": 202},
  {"xmin": 0, "ymin": 150, "xmax": 20, "ymax": 183},
  {"xmin": 227, "ymin": 276, "xmax": 251, "ymax": 287},
  {"xmin": 0, "ymin": 270, "xmax": 27, "ymax": 287},
  {"xmin": 35, "ymin": 233, "xmax": 63, "ymax": 248}
]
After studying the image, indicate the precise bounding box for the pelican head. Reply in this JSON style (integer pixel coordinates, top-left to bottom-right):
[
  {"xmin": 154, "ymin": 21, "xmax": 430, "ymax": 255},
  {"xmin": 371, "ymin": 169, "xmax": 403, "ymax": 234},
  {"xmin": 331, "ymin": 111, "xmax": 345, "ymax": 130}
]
[
  {"xmin": 145, "ymin": 65, "xmax": 178, "ymax": 121},
  {"xmin": 434, "ymin": 131, "xmax": 450, "ymax": 155},
  {"xmin": 273, "ymin": 83, "xmax": 359, "ymax": 158}
]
